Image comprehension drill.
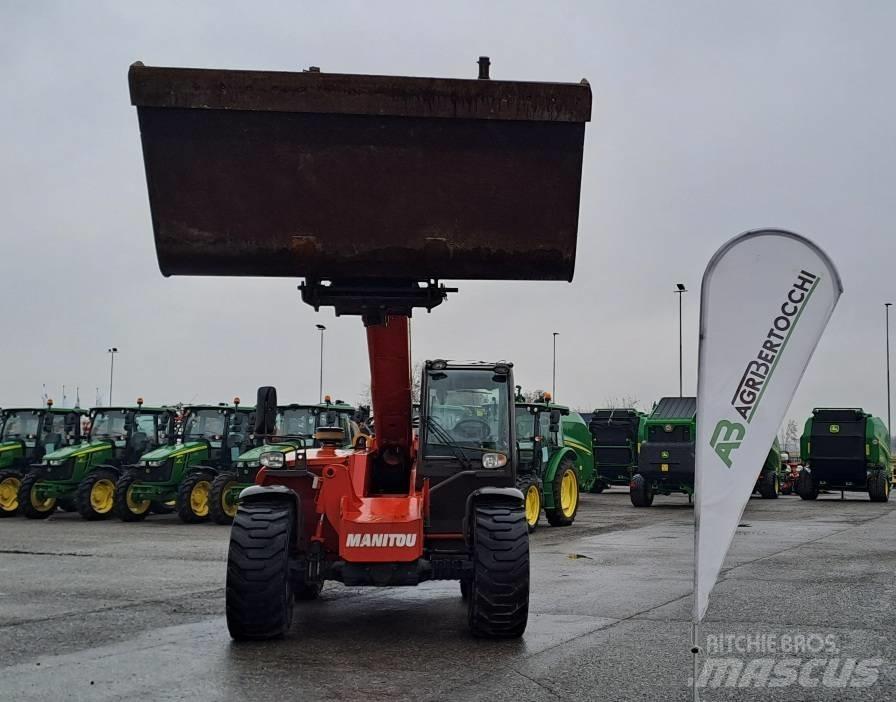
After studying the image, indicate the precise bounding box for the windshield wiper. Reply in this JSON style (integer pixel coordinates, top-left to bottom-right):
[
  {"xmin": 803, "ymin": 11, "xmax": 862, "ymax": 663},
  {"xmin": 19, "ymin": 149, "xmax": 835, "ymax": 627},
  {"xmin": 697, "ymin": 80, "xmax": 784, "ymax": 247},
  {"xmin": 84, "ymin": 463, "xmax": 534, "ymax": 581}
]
[{"xmin": 424, "ymin": 416, "xmax": 473, "ymax": 470}]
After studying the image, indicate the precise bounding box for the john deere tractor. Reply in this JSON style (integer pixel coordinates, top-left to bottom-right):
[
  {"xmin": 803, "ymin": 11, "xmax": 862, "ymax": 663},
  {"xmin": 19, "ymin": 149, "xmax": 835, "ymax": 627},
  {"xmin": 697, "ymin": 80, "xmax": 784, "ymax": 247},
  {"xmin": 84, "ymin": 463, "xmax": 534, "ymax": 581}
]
[
  {"xmin": 796, "ymin": 408, "xmax": 891, "ymax": 501},
  {"xmin": 18, "ymin": 401, "xmax": 175, "ymax": 520},
  {"xmin": 115, "ymin": 401, "xmax": 255, "ymax": 522},
  {"xmin": 514, "ymin": 392, "xmax": 595, "ymax": 531},
  {"xmin": 630, "ymin": 397, "xmax": 696, "ymax": 507},
  {"xmin": 751, "ymin": 438, "xmax": 782, "ymax": 500},
  {"xmin": 0, "ymin": 402, "xmax": 86, "ymax": 517},
  {"xmin": 209, "ymin": 399, "xmax": 358, "ymax": 525},
  {"xmin": 586, "ymin": 408, "xmax": 644, "ymax": 492}
]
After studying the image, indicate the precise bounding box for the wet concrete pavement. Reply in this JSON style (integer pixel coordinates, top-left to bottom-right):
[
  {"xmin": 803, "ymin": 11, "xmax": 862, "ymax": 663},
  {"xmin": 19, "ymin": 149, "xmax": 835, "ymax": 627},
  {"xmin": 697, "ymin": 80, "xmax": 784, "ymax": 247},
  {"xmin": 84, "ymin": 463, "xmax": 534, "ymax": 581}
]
[{"xmin": 1, "ymin": 490, "xmax": 894, "ymax": 701}]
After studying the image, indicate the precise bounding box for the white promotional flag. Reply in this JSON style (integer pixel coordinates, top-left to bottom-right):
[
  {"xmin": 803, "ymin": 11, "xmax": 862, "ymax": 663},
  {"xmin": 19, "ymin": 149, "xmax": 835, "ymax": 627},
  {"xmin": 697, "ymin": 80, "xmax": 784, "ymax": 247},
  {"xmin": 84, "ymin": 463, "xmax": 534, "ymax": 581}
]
[{"xmin": 694, "ymin": 229, "xmax": 842, "ymax": 622}]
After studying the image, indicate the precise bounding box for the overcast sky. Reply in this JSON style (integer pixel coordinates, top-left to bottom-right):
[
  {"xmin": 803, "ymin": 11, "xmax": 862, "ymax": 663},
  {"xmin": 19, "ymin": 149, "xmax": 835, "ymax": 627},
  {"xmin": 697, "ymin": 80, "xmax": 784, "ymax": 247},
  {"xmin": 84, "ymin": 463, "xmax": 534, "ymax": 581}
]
[{"xmin": 1, "ymin": 1, "xmax": 894, "ymax": 429}]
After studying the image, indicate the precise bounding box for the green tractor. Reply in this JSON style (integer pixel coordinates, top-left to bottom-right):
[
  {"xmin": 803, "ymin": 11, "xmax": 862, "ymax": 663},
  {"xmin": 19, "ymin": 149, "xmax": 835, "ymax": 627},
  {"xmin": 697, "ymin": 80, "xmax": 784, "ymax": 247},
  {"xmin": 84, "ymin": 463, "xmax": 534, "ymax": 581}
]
[
  {"xmin": 18, "ymin": 401, "xmax": 176, "ymax": 520},
  {"xmin": 796, "ymin": 408, "xmax": 891, "ymax": 502},
  {"xmin": 751, "ymin": 438, "xmax": 783, "ymax": 500},
  {"xmin": 114, "ymin": 401, "xmax": 255, "ymax": 522},
  {"xmin": 514, "ymin": 392, "xmax": 595, "ymax": 531},
  {"xmin": 0, "ymin": 402, "xmax": 86, "ymax": 517},
  {"xmin": 585, "ymin": 408, "xmax": 644, "ymax": 492},
  {"xmin": 208, "ymin": 399, "xmax": 358, "ymax": 525},
  {"xmin": 630, "ymin": 397, "xmax": 696, "ymax": 507}
]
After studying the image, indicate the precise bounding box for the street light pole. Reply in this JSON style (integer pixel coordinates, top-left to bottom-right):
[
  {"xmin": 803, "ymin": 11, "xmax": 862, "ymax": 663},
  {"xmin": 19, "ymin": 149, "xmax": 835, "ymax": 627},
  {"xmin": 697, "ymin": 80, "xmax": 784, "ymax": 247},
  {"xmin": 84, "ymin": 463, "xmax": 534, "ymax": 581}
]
[
  {"xmin": 552, "ymin": 332, "xmax": 559, "ymax": 400},
  {"xmin": 316, "ymin": 324, "xmax": 326, "ymax": 402},
  {"xmin": 675, "ymin": 284, "xmax": 687, "ymax": 397},
  {"xmin": 886, "ymin": 303, "xmax": 892, "ymax": 444},
  {"xmin": 107, "ymin": 347, "xmax": 118, "ymax": 406}
]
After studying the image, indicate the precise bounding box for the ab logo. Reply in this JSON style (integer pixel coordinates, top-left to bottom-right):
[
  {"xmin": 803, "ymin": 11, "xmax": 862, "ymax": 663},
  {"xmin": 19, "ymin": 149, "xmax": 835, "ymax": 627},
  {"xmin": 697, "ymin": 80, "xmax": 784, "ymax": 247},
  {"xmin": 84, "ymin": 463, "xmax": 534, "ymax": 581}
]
[{"xmin": 710, "ymin": 420, "xmax": 746, "ymax": 468}]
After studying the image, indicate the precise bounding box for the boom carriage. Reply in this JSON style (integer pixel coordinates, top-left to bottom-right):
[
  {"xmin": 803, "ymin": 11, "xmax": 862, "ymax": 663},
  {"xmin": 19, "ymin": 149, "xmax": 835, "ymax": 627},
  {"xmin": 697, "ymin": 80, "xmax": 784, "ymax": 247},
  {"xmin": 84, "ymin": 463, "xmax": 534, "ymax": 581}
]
[
  {"xmin": 18, "ymin": 402, "xmax": 174, "ymax": 520},
  {"xmin": 209, "ymin": 400, "xmax": 358, "ymax": 524},
  {"xmin": 0, "ymin": 403, "xmax": 86, "ymax": 517},
  {"xmin": 114, "ymin": 402, "xmax": 255, "ymax": 522}
]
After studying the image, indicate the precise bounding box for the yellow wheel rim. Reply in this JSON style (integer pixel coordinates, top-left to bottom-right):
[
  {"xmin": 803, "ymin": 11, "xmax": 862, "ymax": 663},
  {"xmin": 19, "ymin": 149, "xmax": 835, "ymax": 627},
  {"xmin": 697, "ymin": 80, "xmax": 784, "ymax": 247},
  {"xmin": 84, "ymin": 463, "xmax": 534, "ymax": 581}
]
[
  {"xmin": 190, "ymin": 480, "xmax": 211, "ymax": 517},
  {"xmin": 221, "ymin": 481, "xmax": 238, "ymax": 518},
  {"xmin": 30, "ymin": 484, "xmax": 56, "ymax": 512},
  {"xmin": 126, "ymin": 485, "xmax": 151, "ymax": 514},
  {"xmin": 0, "ymin": 477, "xmax": 21, "ymax": 512},
  {"xmin": 525, "ymin": 484, "xmax": 540, "ymax": 526},
  {"xmin": 560, "ymin": 469, "xmax": 578, "ymax": 518},
  {"xmin": 90, "ymin": 479, "xmax": 115, "ymax": 514}
]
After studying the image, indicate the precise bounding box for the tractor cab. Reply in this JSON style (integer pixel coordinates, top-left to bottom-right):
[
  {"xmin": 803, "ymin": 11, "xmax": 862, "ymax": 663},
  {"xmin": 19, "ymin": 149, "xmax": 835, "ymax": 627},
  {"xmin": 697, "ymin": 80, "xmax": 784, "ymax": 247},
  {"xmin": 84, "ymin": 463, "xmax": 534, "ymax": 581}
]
[
  {"xmin": 178, "ymin": 403, "xmax": 255, "ymax": 465},
  {"xmin": 84, "ymin": 403, "xmax": 174, "ymax": 464},
  {"xmin": 514, "ymin": 396, "xmax": 565, "ymax": 479}
]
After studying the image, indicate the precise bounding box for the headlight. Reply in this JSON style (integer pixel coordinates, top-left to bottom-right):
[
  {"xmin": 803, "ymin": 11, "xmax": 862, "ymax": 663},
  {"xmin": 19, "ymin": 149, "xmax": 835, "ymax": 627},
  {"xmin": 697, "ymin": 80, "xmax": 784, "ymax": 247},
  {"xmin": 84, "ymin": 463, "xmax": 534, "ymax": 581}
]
[
  {"xmin": 49, "ymin": 459, "xmax": 66, "ymax": 466},
  {"xmin": 147, "ymin": 460, "xmax": 166, "ymax": 467},
  {"xmin": 260, "ymin": 452, "xmax": 285, "ymax": 469},
  {"xmin": 481, "ymin": 452, "xmax": 507, "ymax": 469}
]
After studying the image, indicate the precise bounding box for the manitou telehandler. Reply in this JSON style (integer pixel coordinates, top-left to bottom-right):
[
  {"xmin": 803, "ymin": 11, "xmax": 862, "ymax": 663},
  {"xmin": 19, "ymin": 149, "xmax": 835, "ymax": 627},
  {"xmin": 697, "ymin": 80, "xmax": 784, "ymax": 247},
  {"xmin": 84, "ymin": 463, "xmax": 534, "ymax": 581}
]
[
  {"xmin": 0, "ymin": 402, "xmax": 86, "ymax": 517},
  {"xmin": 129, "ymin": 58, "xmax": 590, "ymax": 639}
]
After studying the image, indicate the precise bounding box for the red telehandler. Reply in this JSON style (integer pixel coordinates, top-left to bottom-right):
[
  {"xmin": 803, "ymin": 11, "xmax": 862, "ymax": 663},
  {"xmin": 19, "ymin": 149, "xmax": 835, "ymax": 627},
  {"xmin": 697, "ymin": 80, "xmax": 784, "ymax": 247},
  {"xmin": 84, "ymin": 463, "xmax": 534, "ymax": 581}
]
[{"xmin": 128, "ymin": 59, "xmax": 590, "ymax": 639}]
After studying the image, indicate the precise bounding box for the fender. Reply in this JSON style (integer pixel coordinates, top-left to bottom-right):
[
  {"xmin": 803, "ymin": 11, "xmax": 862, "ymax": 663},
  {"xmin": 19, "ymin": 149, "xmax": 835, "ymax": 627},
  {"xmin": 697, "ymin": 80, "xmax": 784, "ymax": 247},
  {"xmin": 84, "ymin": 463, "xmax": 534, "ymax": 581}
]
[
  {"xmin": 463, "ymin": 486, "xmax": 524, "ymax": 545},
  {"xmin": 541, "ymin": 446, "xmax": 580, "ymax": 510},
  {"xmin": 238, "ymin": 484, "xmax": 303, "ymax": 545}
]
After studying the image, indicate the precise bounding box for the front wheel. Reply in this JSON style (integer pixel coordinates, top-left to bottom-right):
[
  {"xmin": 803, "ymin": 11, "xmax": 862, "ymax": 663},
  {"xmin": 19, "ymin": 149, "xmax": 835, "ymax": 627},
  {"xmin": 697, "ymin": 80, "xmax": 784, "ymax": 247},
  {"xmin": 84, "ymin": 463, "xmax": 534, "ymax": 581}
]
[
  {"xmin": 796, "ymin": 471, "xmax": 819, "ymax": 501},
  {"xmin": 76, "ymin": 469, "xmax": 118, "ymax": 520},
  {"xmin": 0, "ymin": 470, "xmax": 23, "ymax": 517},
  {"xmin": 545, "ymin": 458, "xmax": 580, "ymax": 527},
  {"xmin": 868, "ymin": 471, "xmax": 890, "ymax": 502},
  {"xmin": 758, "ymin": 471, "xmax": 779, "ymax": 499},
  {"xmin": 114, "ymin": 473, "xmax": 151, "ymax": 521},
  {"xmin": 209, "ymin": 473, "xmax": 239, "ymax": 525},
  {"xmin": 226, "ymin": 500, "xmax": 295, "ymax": 640},
  {"xmin": 19, "ymin": 472, "xmax": 57, "ymax": 519},
  {"xmin": 177, "ymin": 470, "xmax": 214, "ymax": 523},
  {"xmin": 517, "ymin": 476, "xmax": 541, "ymax": 533},
  {"xmin": 467, "ymin": 502, "xmax": 529, "ymax": 638},
  {"xmin": 629, "ymin": 473, "xmax": 654, "ymax": 507}
]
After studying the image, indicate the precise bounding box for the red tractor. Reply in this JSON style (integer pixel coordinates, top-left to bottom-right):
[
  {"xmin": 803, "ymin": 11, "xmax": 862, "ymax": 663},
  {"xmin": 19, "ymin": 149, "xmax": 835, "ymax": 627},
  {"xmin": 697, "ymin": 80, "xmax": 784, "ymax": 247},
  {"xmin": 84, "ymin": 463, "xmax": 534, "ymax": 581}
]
[{"xmin": 128, "ymin": 59, "xmax": 590, "ymax": 639}]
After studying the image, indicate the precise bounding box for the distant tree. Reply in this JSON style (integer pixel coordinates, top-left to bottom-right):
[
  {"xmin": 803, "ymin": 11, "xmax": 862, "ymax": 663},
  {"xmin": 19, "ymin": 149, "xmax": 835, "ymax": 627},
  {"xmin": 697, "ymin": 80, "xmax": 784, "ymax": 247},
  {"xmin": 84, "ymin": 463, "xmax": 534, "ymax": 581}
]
[{"xmin": 602, "ymin": 395, "xmax": 640, "ymax": 410}]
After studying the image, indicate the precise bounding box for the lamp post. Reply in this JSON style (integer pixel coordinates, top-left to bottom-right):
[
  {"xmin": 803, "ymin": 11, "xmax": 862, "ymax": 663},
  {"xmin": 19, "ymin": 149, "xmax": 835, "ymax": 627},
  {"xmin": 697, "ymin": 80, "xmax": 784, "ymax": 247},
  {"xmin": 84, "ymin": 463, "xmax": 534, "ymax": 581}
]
[
  {"xmin": 886, "ymin": 303, "xmax": 892, "ymax": 444},
  {"xmin": 552, "ymin": 332, "xmax": 559, "ymax": 400},
  {"xmin": 107, "ymin": 347, "xmax": 118, "ymax": 406},
  {"xmin": 675, "ymin": 284, "xmax": 687, "ymax": 397},
  {"xmin": 316, "ymin": 324, "xmax": 326, "ymax": 402}
]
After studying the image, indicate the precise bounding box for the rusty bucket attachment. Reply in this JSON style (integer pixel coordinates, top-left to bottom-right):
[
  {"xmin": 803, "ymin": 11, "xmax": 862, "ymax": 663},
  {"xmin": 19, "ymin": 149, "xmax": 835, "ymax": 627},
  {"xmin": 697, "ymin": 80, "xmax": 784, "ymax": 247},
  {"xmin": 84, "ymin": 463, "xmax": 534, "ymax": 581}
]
[{"xmin": 129, "ymin": 62, "xmax": 591, "ymax": 288}]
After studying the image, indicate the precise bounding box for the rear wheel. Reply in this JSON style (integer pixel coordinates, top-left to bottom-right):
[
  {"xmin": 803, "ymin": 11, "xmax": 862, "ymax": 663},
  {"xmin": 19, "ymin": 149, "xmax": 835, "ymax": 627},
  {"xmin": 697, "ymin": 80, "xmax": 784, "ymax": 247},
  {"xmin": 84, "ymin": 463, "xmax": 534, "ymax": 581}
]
[
  {"xmin": 19, "ymin": 472, "xmax": 57, "ymax": 519},
  {"xmin": 0, "ymin": 470, "xmax": 23, "ymax": 517},
  {"xmin": 76, "ymin": 469, "xmax": 118, "ymax": 520},
  {"xmin": 226, "ymin": 500, "xmax": 294, "ymax": 640},
  {"xmin": 517, "ymin": 476, "xmax": 541, "ymax": 533},
  {"xmin": 629, "ymin": 473, "xmax": 654, "ymax": 507},
  {"xmin": 758, "ymin": 471, "xmax": 779, "ymax": 499},
  {"xmin": 209, "ymin": 473, "xmax": 239, "ymax": 525},
  {"xmin": 796, "ymin": 471, "xmax": 819, "ymax": 500},
  {"xmin": 545, "ymin": 458, "xmax": 579, "ymax": 527},
  {"xmin": 868, "ymin": 471, "xmax": 890, "ymax": 502},
  {"xmin": 467, "ymin": 502, "xmax": 529, "ymax": 638},
  {"xmin": 114, "ymin": 473, "xmax": 151, "ymax": 521},
  {"xmin": 177, "ymin": 470, "xmax": 214, "ymax": 523}
]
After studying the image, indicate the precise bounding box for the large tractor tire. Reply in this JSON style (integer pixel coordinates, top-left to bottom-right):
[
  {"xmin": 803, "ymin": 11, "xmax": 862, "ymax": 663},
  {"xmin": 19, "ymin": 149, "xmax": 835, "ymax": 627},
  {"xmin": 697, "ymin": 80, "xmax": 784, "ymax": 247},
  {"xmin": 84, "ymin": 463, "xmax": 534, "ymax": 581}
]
[
  {"xmin": 868, "ymin": 471, "xmax": 890, "ymax": 503},
  {"xmin": 226, "ymin": 500, "xmax": 295, "ymax": 640},
  {"xmin": 209, "ymin": 473, "xmax": 239, "ymax": 525},
  {"xmin": 76, "ymin": 469, "xmax": 118, "ymax": 520},
  {"xmin": 517, "ymin": 476, "xmax": 541, "ymax": 533},
  {"xmin": 177, "ymin": 470, "xmax": 215, "ymax": 523},
  {"xmin": 0, "ymin": 470, "xmax": 23, "ymax": 517},
  {"xmin": 19, "ymin": 472, "xmax": 57, "ymax": 519},
  {"xmin": 795, "ymin": 471, "xmax": 819, "ymax": 501},
  {"xmin": 114, "ymin": 473, "xmax": 151, "ymax": 521},
  {"xmin": 545, "ymin": 457, "xmax": 580, "ymax": 527},
  {"xmin": 758, "ymin": 471, "xmax": 779, "ymax": 499},
  {"xmin": 467, "ymin": 502, "xmax": 529, "ymax": 638},
  {"xmin": 629, "ymin": 473, "xmax": 654, "ymax": 507}
]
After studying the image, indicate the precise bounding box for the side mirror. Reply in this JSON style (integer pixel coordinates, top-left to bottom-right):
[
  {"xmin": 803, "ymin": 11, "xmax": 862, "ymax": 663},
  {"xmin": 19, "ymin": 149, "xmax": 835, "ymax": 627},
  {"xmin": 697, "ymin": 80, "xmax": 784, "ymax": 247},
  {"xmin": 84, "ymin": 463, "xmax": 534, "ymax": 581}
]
[
  {"xmin": 549, "ymin": 409, "xmax": 561, "ymax": 433},
  {"xmin": 255, "ymin": 386, "xmax": 278, "ymax": 434}
]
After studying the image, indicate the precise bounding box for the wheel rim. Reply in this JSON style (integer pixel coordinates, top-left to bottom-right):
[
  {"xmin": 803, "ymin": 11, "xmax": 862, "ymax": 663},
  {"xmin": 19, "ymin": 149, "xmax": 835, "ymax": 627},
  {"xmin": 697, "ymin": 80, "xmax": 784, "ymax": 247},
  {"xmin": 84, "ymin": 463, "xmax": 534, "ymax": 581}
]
[
  {"xmin": 126, "ymin": 485, "xmax": 150, "ymax": 514},
  {"xmin": 0, "ymin": 477, "xmax": 21, "ymax": 511},
  {"xmin": 30, "ymin": 484, "xmax": 56, "ymax": 512},
  {"xmin": 525, "ymin": 484, "xmax": 540, "ymax": 526},
  {"xmin": 90, "ymin": 479, "xmax": 115, "ymax": 513},
  {"xmin": 221, "ymin": 482, "xmax": 238, "ymax": 518},
  {"xmin": 190, "ymin": 480, "xmax": 211, "ymax": 517},
  {"xmin": 560, "ymin": 469, "xmax": 578, "ymax": 517}
]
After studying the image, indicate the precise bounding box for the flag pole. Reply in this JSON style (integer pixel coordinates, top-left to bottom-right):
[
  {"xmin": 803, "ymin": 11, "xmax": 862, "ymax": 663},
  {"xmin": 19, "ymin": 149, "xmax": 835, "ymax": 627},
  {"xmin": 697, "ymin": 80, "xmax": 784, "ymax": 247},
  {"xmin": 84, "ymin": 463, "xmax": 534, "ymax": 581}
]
[{"xmin": 691, "ymin": 621, "xmax": 701, "ymax": 701}]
